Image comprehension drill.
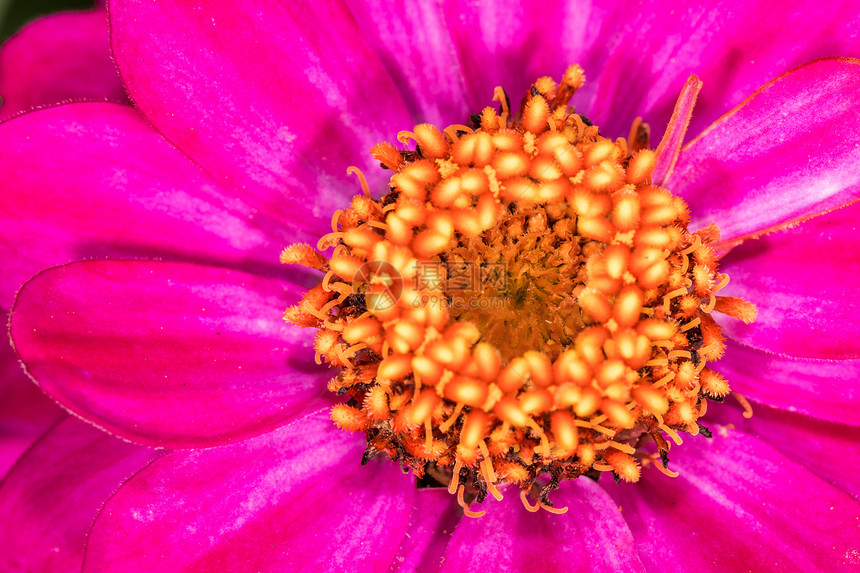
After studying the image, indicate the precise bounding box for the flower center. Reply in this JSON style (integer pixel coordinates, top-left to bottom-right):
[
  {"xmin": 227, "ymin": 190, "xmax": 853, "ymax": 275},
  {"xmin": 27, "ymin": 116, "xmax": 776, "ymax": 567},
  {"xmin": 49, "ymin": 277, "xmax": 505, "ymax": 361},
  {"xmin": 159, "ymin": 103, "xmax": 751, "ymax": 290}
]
[{"xmin": 282, "ymin": 65, "xmax": 756, "ymax": 516}]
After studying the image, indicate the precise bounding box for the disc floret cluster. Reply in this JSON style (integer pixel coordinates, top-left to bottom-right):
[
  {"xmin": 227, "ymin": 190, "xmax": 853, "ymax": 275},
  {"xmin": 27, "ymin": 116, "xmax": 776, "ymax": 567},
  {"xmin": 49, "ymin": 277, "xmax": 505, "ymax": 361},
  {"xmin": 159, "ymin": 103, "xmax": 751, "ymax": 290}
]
[{"xmin": 282, "ymin": 65, "xmax": 755, "ymax": 515}]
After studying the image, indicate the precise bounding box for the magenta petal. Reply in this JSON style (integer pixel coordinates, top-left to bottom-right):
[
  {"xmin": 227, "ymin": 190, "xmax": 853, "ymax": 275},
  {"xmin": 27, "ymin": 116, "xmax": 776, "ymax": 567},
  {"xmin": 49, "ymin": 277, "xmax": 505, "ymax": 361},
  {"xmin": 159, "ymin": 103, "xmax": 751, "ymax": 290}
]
[
  {"xmin": 0, "ymin": 308, "xmax": 64, "ymax": 477},
  {"xmin": 110, "ymin": 0, "xmax": 414, "ymax": 234},
  {"xmin": 668, "ymin": 59, "xmax": 860, "ymax": 243},
  {"xmin": 704, "ymin": 403, "xmax": 860, "ymax": 500},
  {"xmin": 11, "ymin": 260, "xmax": 331, "ymax": 448},
  {"xmin": 0, "ymin": 418, "xmax": 157, "ymax": 572},
  {"xmin": 440, "ymin": 0, "xmax": 625, "ymax": 114},
  {"xmin": 589, "ymin": 2, "xmax": 860, "ymax": 142},
  {"xmin": 718, "ymin": 200, "xmax": 860, "ymax": 359},
  {"xmin": 388, "ymin": 489, "xmax": 462, "ymax": 573},
  {"xmin": 0, "ymin": 102, "xmax": 311, "ymax": 309},
  {"xmin": 713, "ymin": 339, "xmax": 860, "ymax": 427},
  {"xmin": 443, "ymin": 480, "xmax": 645, "ymax": 572},
  {"xmin": 0, "ymin": 312, "xmax": 63, "ymax": 435},
  {"xmin": 84, "ymin": 411, "xmax": 415, "ymax": 572},
  {"xmin": 345, "ymin": 1, "xmax": 468, "ymax": 127},
  {"xmin": 0, "ymin": 9, "xmax": 126, "ymax": 121},
  {"xmin": 606, "ymin": 429, "xmax": 860, "ymax": 572},
  {"xmin": 0, "ymin": 434, "xmax": 39, "ymax": 480}
]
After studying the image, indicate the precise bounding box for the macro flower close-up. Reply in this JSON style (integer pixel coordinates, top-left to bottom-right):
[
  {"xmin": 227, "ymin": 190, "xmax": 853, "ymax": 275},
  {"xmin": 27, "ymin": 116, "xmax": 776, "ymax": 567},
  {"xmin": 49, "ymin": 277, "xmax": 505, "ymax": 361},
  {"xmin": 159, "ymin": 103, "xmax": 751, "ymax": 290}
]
[{"xmin": 1, "ymin": 1, "xmax": 859, "ymax": 571}]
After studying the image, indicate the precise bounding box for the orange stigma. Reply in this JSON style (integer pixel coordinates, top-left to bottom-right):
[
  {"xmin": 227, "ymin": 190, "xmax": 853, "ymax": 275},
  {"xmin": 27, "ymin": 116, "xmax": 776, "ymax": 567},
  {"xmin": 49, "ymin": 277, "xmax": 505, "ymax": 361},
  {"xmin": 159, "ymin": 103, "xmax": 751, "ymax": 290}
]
[{"xmin": 282, "ymin": 65, "xmax": 755, "ymax": 515}]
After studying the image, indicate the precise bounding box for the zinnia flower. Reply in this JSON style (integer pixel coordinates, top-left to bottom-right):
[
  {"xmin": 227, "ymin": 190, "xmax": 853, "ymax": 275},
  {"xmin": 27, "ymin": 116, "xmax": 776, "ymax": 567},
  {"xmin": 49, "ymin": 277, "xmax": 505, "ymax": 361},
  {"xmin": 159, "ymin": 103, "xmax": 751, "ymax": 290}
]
[{"xmin": 1, "ymin": 1, "xmax": 860, "ymax": 571}]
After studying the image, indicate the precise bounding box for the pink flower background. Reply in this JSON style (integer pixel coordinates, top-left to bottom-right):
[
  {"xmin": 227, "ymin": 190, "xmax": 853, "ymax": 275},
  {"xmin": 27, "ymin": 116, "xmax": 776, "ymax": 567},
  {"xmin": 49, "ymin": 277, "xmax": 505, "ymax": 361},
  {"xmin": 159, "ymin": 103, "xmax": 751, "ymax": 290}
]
[{"xmin": 1, "ymin": 1, "xmax": 859, "ymax": 571}]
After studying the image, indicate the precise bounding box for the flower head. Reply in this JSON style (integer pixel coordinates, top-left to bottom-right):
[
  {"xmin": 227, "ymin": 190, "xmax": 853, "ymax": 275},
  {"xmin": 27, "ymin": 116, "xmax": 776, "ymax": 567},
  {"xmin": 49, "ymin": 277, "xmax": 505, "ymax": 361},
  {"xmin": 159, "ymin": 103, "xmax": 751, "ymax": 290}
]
[
  {"xmin": 1, "ymin": 1, "xmax": 860, "ymax": 572},
  {"xmin": 283, "ymin": 67, "xmax": 758, "ymax": 514}
]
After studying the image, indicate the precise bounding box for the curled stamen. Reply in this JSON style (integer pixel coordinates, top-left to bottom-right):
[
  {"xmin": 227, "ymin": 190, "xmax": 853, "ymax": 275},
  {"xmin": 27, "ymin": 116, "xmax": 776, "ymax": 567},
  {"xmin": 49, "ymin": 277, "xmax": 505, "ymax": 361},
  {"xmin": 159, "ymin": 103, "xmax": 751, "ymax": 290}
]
[
  {"xmin": 492, "ymin": 86, "xmax": 510, "ymax": 117},
  {"xmin": 659, "ymin": 424, "xmax": 683, "ymax": 445},
  {"xmin": 317, "ymin": 232, "xmax": 344, "ymax": 251},
  {"xmin": 448, "ymin": 460, "xmax": 463, "ymax": 494},
  {"xmin": 733, "ymin": 392, "xmax": 754, "ymax": 418},
  {"xmin": 712, "ymin": 273, "xmax": 730, "ymax": 293},
  {"xmin": 481, "ymin": 461, "xmax": 503, "ymax": 501},
  {"xmin": 663, "ymin": 287, "xmax": 687, "ymax": 313},
  {"xmin": 321, "ymin": 270, "xmax": 335, "ymax": 292},
  {"xmin": 301, "ymin": 301, "xmax": 330, "ymax": 322},
  {"xmin": 652, "ymin": 456, "xmax": 679, "ymax": 478},
  {"xmin": 478, "ymin": 441, "xmax": 497, "ymax": 481},
  {"xmin": 444, "ymin": 124, "xmax": 474, "ymax": 141},
  {"xmin": 397, "ymin": 130, "xmax": 418, "ymax": 146},
  {"xmin": 347, "ymin": 166, "xmax": 372, "ymax": 197},
  {"xmin": 493, "ymin": 86, "xmax": 510, "ymax": 129},
  {"xmin": 458, "ymin": 485, "xmax": 486, "ymax": 518},
  {"xmin": 520, "ymin": 490, "xmax": 540, "ymax": 512},
  {"xmin": 334, "ymin": 345, "xmax": 355, "ymax": 369},
  {"xmin": 654, "ymin": 371, "xmax": 676, "ymax": 388},
  {"xmin": 424, "ymin": 418, "xmax": 434, "ymax": 454},
  {"xmin": 680, "ymin": 317, "xmax": 701, "ymax": 332},
  {"xmin": 539, "ymin": 502, "xmax": 569, "ymax": 514},
  {"xmin": 439, "ymin": 402, "xmax": 465, "ymax": 433},
  {"xmin": 330, "ymin": 209, "xmax": 343, "ymax": 233},
  {"xmin": 329, "ymin": 282, "xmax": 353, "ymax": 296},
  {"xmin": 702, "ymin": 294, "xmax": 717, "ymax": 313},
  {"xmin": 681, "ymin": 234, "xmax": 701, "ymax": 255},
  {"xmin": 343, "ymin": 343, "xmax": 367, "ymax": 358},
  {"xmin": 318, "ymin": 299, "xmax": 341, "ymax": 318}
]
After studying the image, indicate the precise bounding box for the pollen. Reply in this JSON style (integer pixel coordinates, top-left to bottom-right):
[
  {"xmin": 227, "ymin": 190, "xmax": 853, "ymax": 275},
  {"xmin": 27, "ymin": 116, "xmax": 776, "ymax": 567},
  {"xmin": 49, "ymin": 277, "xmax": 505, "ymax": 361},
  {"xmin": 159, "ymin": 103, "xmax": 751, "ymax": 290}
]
[{"xmin": 282, "ymin": 65, "xmax": 755, "ymax": 515}]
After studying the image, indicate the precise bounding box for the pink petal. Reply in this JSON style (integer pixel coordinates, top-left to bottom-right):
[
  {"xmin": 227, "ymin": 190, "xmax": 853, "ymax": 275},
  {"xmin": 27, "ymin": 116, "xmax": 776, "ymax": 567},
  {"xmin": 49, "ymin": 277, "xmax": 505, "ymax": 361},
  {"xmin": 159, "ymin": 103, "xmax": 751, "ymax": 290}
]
[
  {"xmin": 717, "ymin": 199, "xmax": 860, "ymax": 359},
  {"xmin": 0, "ymin": 312, "xmax": 63, "ymax": 435},
  {"xmin": 704, "ymin": 402, "xmax": 860, "ymax": 500},
  {"xmin": 110, "ymin": 0, "xmax": 414, "ymax": 234},
  {"xmin": 443, "ymin": 481, "xmax": 645, "ymax": 572},
  {"xmin": 606, "ymin": 429, "xmax": 860, "ymax": 572},
  {"xmin": 0, "ymin": 102, "xmax": 313, "ymax": 310},
  {"xmin": 440, "ymin": 0, "xmax": 621, "ymax": 114},
  {"xmin": 388, "ymin": 488, "xmax": 462, "ymax": 573},
  {"xmin": 652, "ymin": 75, "xmax": 701, "ymax": 185},
  {"xmin": 0, "ymin": 434, "xmax": 40, "ymax": 480},
  {"xmin": 714, "ymin": 339, "xmax": 860, "ymax": 427},
  {"xmin": 10, "ymin": 260, "xmax": 331, "ymax": 448},
  {"xmin": 0, "ymin": 309, "xmax": 64, "ymax": 477},
  {"xmin": 588, "ymin": 2, "xmax": 860, "ymax": 142},
  {"xmin": 667, "ymin": 58, "xmax": 860, "ymax": 243},
  {"xmin": 0, "ymin": 9, "xmax": 126, "ymax": 121},
  {"xmin": 0, "ymin": 418, "xmax": 157, "ymax": 573},
  {"xmin": 345, "ymin": 0, "xmax": 468, "ymax": 128},
  {"xmin": 84, "ymin": 410, "xmax": 415, "ymax": 572}
]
